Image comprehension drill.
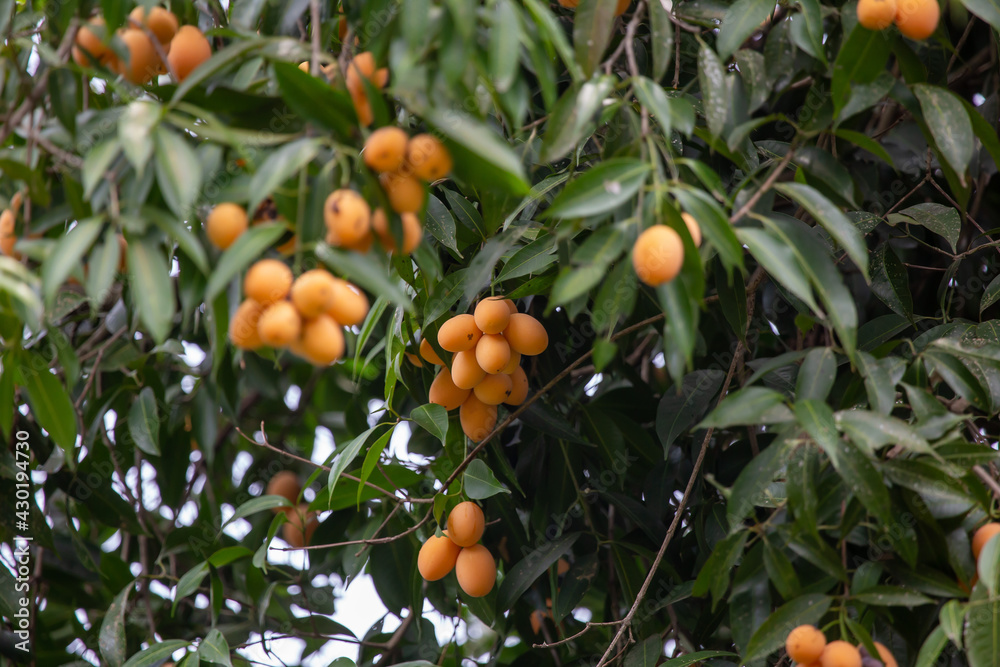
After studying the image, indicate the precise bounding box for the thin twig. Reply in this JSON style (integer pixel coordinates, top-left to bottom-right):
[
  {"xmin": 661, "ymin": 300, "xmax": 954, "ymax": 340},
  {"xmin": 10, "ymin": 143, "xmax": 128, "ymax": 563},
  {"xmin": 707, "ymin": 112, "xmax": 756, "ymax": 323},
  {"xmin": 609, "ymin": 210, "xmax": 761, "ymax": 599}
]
[{"xmin": 729, "ymin": 149, "xmax": 795, "ymax": 223}]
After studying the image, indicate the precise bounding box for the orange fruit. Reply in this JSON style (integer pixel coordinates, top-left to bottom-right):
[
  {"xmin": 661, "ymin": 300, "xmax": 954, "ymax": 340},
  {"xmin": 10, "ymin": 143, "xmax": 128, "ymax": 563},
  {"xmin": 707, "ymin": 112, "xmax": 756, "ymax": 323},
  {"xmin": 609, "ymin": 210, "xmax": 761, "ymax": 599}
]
[
  {"xmin": 351, "ymin": 90, "xmax": 374, "ymax": 127},
  {"xmin": 447, "ymin": 502, "xmax": 485, "ymax": 547},
  {"xmin": 474, "ymin": 373, "xmax": 513, "ymax": 406},
  {"xmin": 867, "ymin": 642, "xmax": 898, "ymax": 667},
  {"xmin": 282, "ymin": 504, "xmax": 318, "ymax": 548},
  {"xmin": 324, "ymin": 189, "xmax": 372, "ymax": 248},
  {"xmin": 258, "ymin": 301, "xmax": 302, "ymax": 347},
  {"xmin": 0, "ymin": 209, "xmax": 16, "ymax": 257},
  {"xmin": 266, "ymin": 471, "xmax": 300, "ymax": 511},
  {"xmin": 114, "ymin": 28, "xmax": 159, "ymax": 84},
  {"xmin": 474, "ymin": 297, "xmax": 511, "ymax": 335},
  {"xmin": 372, "ymin": 209, "xmax": 423, "ymax": 254},
  {"xmin": 615, "ymin": 0, "xmax": 630, "ymax": 14},
  {"xmin": 298, "ymin": 61, "xmax": 310, "ymax": 73},
  {"xmin": 452, "ymin": 349, "xmax": 486, "ymax": 390},
  {"xmin": 406, "ymin": 352, "xmax": 423, "ymax": 368},
  {"xmin": 455, "ymin": 545, "xmax": 496, "ymax": 597},
  {"xmin": 405, "ymin": 134, "xmax": 453, "ymax": 181},
  {"xmin": 419, "ymin": 338, "xmax": 444, "ymax": 365},
  {"xmin": 681, "ymin": 212, "xmax": 702, "ymax": 247},
  {"xmin": 503, "ymin": 313, "xmax": 548, "ymax": 356},
  {"xmin": 786, "ymin": 625, "xmax": 826, "ymax": 664},
  {"xmin": 417, "ymin": 534, "xmax": 461, "ymax": 581},
  {"xmin": 973, "ymin": 522, "xmax": 1000, "ymax": 560},
  {"xmin": 819, "ymin": 641, "xmax": 861, "ymax": 667},
  {"xmin": 129, "ymin": 6, "xmax": 178, "ymax": 44},
  {"xmin": 857, "ymin": 0, "xmax": 898, "ymax": 29},
  {"xmin": 501, "ymin": 350, "xmax": 521, "ymax": 375},
  {"xmin": 244, "ymin": 259, "xmax": 293, "ymax": 305},
  {"xmin": 895, "ymin": 0, "xmax": 940, "ymax": 39},
  {"xmin": 205, "ymin": 202, "xmax": 248, "ymax": 250},
  {"xmin": 429, "ymin": 368, "xmax": 471, "ymax": 411},
  {"xmin": 502, "ymin": 298, "xmax": 517, "ymax": 314},
  {"xmin": 298, "ymin": 314, "xmax": 346, "ymax": 365},
  {"xmin": 438, "ymin": 314, "xmax": 482, "ymax": 352},
  {"xmin": 505, "ymin": 366, "xmax": 528, "ymax": 406},
  {"xmin": 460, "ymin": 394, "xmax": 497, "ymax": 441},
  {"xmin": 346, "ymin": 52, "xmax": 388, "ymax": 95},
  {"xmin": 632, "ymin": 225, "xmax": 684, "ymax": 286},
  {"xmin": 290, "ymin": 269, "xmax": 337, "ymax": 318},
  {"xmin": 380, "ymin": 172, "xmax": 426, "ymax": 214},
  {"xmin": 229, "ymin": 299, "xmax": 265, "ymax": 350},
  {"xmin": 476, "ymin": 334, "xmax": 511, "ymax": 374},
  {"xmin": 327, "ymin": 278, "xmax": 369, "ymax": 327},
  {"xmin": 167, "ymin": 25, "xmax": 212, "ymax": 81},
  {"xmin": 364, "ymin": 127, "xmax": 409, "ymax": 173},
  {"xmin": 72, "ymin": 17, "xmax": 110, "ymax": 66}
]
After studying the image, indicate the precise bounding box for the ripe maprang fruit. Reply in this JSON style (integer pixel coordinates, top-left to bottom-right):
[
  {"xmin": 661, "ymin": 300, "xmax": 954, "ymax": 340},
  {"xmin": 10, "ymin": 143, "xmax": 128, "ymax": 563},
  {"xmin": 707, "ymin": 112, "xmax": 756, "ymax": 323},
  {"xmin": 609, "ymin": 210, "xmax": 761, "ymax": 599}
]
[
  {"xmin": 455, "ymin": 544, "xmax": 496, "ymax": 597},
  {"xmin": 438, "ymin": 314, "xmax": 482, "ymax": 352},
  {"xmin": 244, "ymin": 259, "xmax": 293, "ymax": 305},
  {"xmin": 417, "ymin": 534, "xmax": 461, "ymax": 581},
  {"xmin": 785, "ymin": 625, "xmax": 826, "ymax": 664},
  {"xmin": 632, "ymin": 225, "xmax": 684, "ymax": 286},
  {"xmin": 429, "ymin": 368, "xmax": 470, "ymax": 411},
  {"xmin": 206, "ymin": 203, "xmax": 248, "ymax": 250},
  {"xmin": 447, "ymin": 501, "xmax": 485, "ymax": 547},
  {"xmin": 167, "ymin": 25, "xmax": 212, "ymax": 81},
  {"xmin": 258, "ymin": 301, "xmax": 302, "ymax": 347}
]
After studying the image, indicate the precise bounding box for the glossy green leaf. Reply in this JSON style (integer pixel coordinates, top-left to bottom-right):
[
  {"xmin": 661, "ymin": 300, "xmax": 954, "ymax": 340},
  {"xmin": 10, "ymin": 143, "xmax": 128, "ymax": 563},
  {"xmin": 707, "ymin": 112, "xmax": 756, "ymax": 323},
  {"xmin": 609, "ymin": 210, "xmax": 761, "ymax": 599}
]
[
  {"xmin": 247, "ymin": 138, "xmax": 320, "ymax": 216},
  {"xmin": 542, "ymin": 77, "xmax": 615, "ymax": 162},
  {"xmin": 544, "ymin": 159, "xmax": 650, "ymax": 219},
  {"xmin": 913, "ymin": 84, "xmax": 974, "ymax": 184},
  {"xmin": 573, "ymin": 0, "xmax": 617, "ymax": 77},
  {"xmin": 99, "ymin": 583, "xmax": 132, "ymax": 667},
  {"xmin": 128, "ymin": 387, "xmax": 160, "ymax": 456},
  {"xmin": 744, "ymin": 594, "xmax": 832, "ymax": 661},
  {"xmin": 700, "ymin": 387, "xmax": 792, "ymax": 428},
  {"xmin": 122, "ymin": 641, "xmax": 190, "ymax": 667},
  {"xmin": 42, "ymin": 217, "xmax": 103, "ymax": 306},
  {"xmin": 410, "ymin": 403, "xmax": 449, "ymax": 442},
  {"xmin": 154, "ymin": 126, "xmax": 203, "ymax": 218},
  {"xmin": 464, "ymin": 459, "xmax": 510, "ymax": 499},
  {"xmin": 497, "ymin": 532, "xmax": 580, "ymax": 611},
  {"xmin": 717, "ymin": 0, "xmax": 773, "ymax": 60}
]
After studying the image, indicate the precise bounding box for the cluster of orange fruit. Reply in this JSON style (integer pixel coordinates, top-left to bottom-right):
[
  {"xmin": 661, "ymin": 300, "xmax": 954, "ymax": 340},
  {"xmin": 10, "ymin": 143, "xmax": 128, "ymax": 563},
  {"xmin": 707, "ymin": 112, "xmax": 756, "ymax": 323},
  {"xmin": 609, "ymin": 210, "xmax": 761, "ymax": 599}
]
[
  {"xmin": 632, "ymin": 212, "xmax": 702, "ymax": 287},
  {"xmin": 786, "ymin": 626, "xmax": 897, "ymax": 667},
  {"xmin": 266, "ymin": 471, "xmax": 318, "ymax": 548},
  {"xmin": 424, "ymin": 299, "xmax": 549, "ymax": 441},
  {"xmin": 228, "ymin": 258, "xmax": 369, "ymax": 366},
  {"xmin": 557, "ymin": 0, "xmax": 632, "ymax": 15},
  {"xmin": 418, "ymin": 502, "xmax": 497, "ymax": 598},
  {"xmin": 856, "ymin": 0, "xmax": 939, "ymax": 39},
  {"xmin": 72, "ymin": 6, "xmax": 211, "ymax": 84}
]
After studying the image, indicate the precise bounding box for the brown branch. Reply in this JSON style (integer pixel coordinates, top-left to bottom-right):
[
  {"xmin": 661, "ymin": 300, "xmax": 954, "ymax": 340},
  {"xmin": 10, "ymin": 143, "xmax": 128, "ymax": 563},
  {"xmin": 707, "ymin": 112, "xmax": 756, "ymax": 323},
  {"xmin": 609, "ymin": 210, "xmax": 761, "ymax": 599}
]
[
  {"xmin": 729, "ymin": 149, "xmax": 796, "ymax": 223},
  {"xmin": 532, "ymin": 621, "xmax": 624, "ymax": 649}
]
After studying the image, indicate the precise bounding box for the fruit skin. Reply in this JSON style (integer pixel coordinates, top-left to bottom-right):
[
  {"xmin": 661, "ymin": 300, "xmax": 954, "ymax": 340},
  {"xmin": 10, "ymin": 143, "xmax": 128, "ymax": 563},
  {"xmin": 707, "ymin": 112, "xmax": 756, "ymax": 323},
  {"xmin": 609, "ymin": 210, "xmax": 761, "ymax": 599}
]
[
  {"xmin": 438, "ymin": 314, "xmax": 483, "ymax": 352},
  {"xmin": 258, "ymin": 301, "xmax": 302, "ymax": 348},
  {"xmin": 972, "ymin": 522, "xmax": 1000, "ymax": 560},
  {"xmin": 447, "ymin": 501, "xmax": 486, "ymax": 547},
  {"xmin": 505, "ymin": 366, "xmax": 529, "ymax": 406},
  {"xmin": 452, "ymin": 349, "xmax": 487, "ymax": 390},
  {"xmin": 282, "ymin": 504, "xmax": 318, "ymax": 548},
  {"xmin": 372, "ymin": 209, "xmax": 423, "ymax": 254},
  {"xmin": 681, "ymin": 212, "xmax": 703, "ymax": 247},
  {"xmin": 474, "ymin": 373, "xmax": 513, "ymax": 406},
  {"xmin": 895, "ymin": 0, "xmax": 940, "ymax": 39},
  {"xmin": 229, "ymin": 299, "xmax": 266, "ymax": 350},
  {"xmin": 73, "ymin": 17, "xmax": 110, "ymax": 66},
  {"xmin": 476, "ymin": 334, "xmax": 511, "ymax": 375},
  {"xmin": 244, "ymin": 259, "xmax": 293, "ymax": 305},
  {"xmin": 475, "ymin": 298, "xmax": 512, "ymax": 335},
  {"xmin": 129, "ymin": 6, "xmax": 178, "ymax": 44},
  {"xmin": 114, "ymin": 29, "xmax": 159, "ymax": 85},
  {"xmin": 206, "ymin": 203, "xmax": 248, "ymax": 250},
  {"xmin": 429, "ymin": 368, "xmax": 471, "ymax": 411},
  {"xmin": 632, "ymin": 225, "xmax": 684, "ymax": 286},
  {"xmin": 327, "ymin": 278, "xmax": 369, "ymax": 327},
  {"xmin": 405, "ymin": 134, "xmax": 453, "ymax": 181},
  {"xmin": 298, "ymin": 314, "xmax": 346, "ymax": 365},
  {"xmin": 501, "ymin": 350, "xmax": 521, "ymax": 375},
  {"xmin": 819, "ymin": 641, "xmax": 861, "ymax": 667},
  {"xmin": 346, "ymin": 52, "xmax": 389, "ymax": 95},
  {"xmin": 859, "ymin": 642, "xmax": 897, "ymax": 667},
  {"xmin": 364, "ymin": 127, "xmax": 409, "ymax": 173},
  {"xmin": 324, "ymin": 190, "xmax": 372, "ymax": 247},
  {"xmin": 503, "ymin": 313, "xmax": 549, "ymax": 356},
  {"xmin": 455, "ymin": 544, "xmax": 497, "ymax": 597},
  {"xmin": 857, "ymin": 0, "xmax": 898, "ymax": 29},
  {"xmin": 0, "ymin": 209, "xmax": 16, "ymax": 258},
  {"xmin": 380, "ymin": 172, "xmax": 426, "ymax": 214},
  {"xmin": 167, "ymin": 25, "xmax": 212, "ymax": 81},
  {"xmin": 417, "ymin": 534, "xmax": 461, "ymax": 581},
  {"xmin": 419, "ymin": 338, "xmax": 444, "ymax": 365},
  {"xmin": 502, "ymin": 298, "xmax": 517, "ymax": 314},
  {"xmin": 290, "ymin": 269, "xmax": 337, "ymax": 318},
  {"xmin": 266, "ymin": 471, "xmax": 300, "ymax": 511},
  {"xmin": 460, "ymin": 394, "xmax": 498, "ymax": 441},
  {"xmin": 786, "ymin": 625, "xmax": 827, "ymax": 664},
  {"xmin": 616, "ymin": 0, "xmax": 631, "ymax": 14}
]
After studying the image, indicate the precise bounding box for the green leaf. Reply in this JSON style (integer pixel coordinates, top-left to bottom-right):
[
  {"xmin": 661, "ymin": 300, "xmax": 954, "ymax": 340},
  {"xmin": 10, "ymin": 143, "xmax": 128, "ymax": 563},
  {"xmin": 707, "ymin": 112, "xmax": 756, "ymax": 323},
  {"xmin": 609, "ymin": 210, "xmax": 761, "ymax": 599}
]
[
  {"xmin": 357, "ymin": 428, "xmax": 395, "ymax": 506},
  {"xmin": 699, "ymin": 387, "xmax": 793, "ymax": 428},
  {"xmin": 42, "ymin": 217, "xmax": 103, "ymax": 306},
  {"xmin": 978, "ymin": 529, "xmax": 1000, "ymax": 595},
  {"xmin": 633, "ymin": 76, "xmax": 677, "ymax": 138},
  {"xmin": 119, "ymin": 101, "xmax": 159, "ymax": 174},
  {"xmin": 316, "ymin": 245, "xmax": 414, "ymax": 312},
  {"xmin": 923, "ymin": 349, "xmax": 990, "ymax": 411},
  {"xmin": 837, "ymin": 410, "xmax": 931, "ymax": 455},
  {"xmin": 853, "ymin": 585, "xmax": 933, "ymax": 607},
  {"xmin": 693, "ymin": 530, "xmax": 748, "ymax": 606},
  {"xmin": 247, "ymin": 138, "xmax": 321, "ymax": 216},
  {"xmin": 940, "ymin": 599, "xmax": 967, "ymax": 648},
  {"xmin": 172, "ymin": 562, "xmax": 209, "ymax": 614},
  {"xmin": 144, "ymin": 206, "xmax": 210, "ymax": 276},
  {"xmin": 207, "ymin": 546, "xmax": 253, "ymax": 568},
  {"xmin": 832, "ymin": 25, "xmax": 891, "ymax": 118},
  {"xmin": 410, "ymin": 404, "xmax": 449, "ymax": 442},
  {"xmin": 833, "ymin": 128, "xmax": 896, "ymax": 167},
  {"xmin": 272, "ymin": 61, "xmax": 356, "ymax": 139},
  {"xmin": 423, "ymin": 269, "xmax": 466, "ymax": 323},
  {"xmin": 83, "ymin": 138, "xmax": 121, "ymax": 199},
  {"xmin": 671, "ymin": 186, "xmax": 745, "ymax": 275},
  {"xmin": 913, "ymin": 84, "xmax": 975, "ymax": 184},
  {"xmin": 489, "ymin": 0, "xmax": 521, "ymax": 93},
  {"xmin": 795, "ymin": 0, "xmax": 827, "ymax": 64},
  {"xmin": 327, "ymin": 427, "xmax": 379, "ymax": 497},
  {"xmin": 122, "ymin": 641, "xmax": 190, "ymax": 667},
  {"xmin": 198, "ymin": 629, "xmax": 231, "ymax": 667},
  {"xmin": 203, "ymin": 223, "xmax": 286, "ymax": 303},
  {"xmin": 870, "ymin": 242, "xmax": 913, "ymax": 320},
  {"xmin": 19, "ymin": 351, "xmax": 78, "ymax": 456},
  {"xmin": 127, "ymin": 236, "xmax": 176, "ymax": 345},
  {"xmin": 522, "ymin": 0, "xmax": 584, "ymax": 81},
  {"xmin": 154, "ymin": 126, "xmax": 203, "ymax": 218},
  {"xmin": 915, "ymin": 626, "xmax": 948, "ymax": 667},
  {"xmin": 543, "ymin": 159, "xmax": 650, "ymax": 219},
  {"xmin": 128, "ymin": 387, "xmax": 160, "ymax": 456},
  {"xmin": 425, "ymin": 196, "xmax": 461, "ymax": 256},
  {"xmin": 717, "ymin": 0, "xmax": 773, "ymax": 59},
  {"xmin": 550, "ymin": 264, "xmax": 605, "ymax": 306},
  {"xmin": 624, "ymin": 636, "xmax": 662, "ymax": 667},
  {"xmin": 697, "ymin": 39, "xmax": 728, "ymax": 138},
  {"xmin": 744, "ymin": 594, "xmax": 832, "ymax": 661},
  {"xmin": 497, "ymin": 532, "xmax": 580, "ymax": 611},
  {"xmin": 541, "ymin": 77, "xmax": 615, "ymax": 162},
  {"xmin": 981, "ymin": 274, "xmax": 1000, "ymax": 316},
  {"xmin": 464, "ymin": 459, "xmax": 510, "ymax": 500},
  {"xmin": 892, "ymin": 203, "xmax": 962, "ymax": 253},
  {"xmin": 648, "ymin": 0, "xmax": 675, "ymax": 80},
  {"xmin": 223, "ymin": 496, "xmax": 292, "ymax": 527},
  {"xmin": 498, "ymin": 237, "xmax": 557, "ymax": 281},
  {"xmin": 965, "ymin": 587, "xmax": 1000, "ymax": 667},
  {"xmin": 796, "ymin": 347, "xmax": 837, "ymax": 401},
  {"xmin": 728, "ymin": 435, "xmax": 794, "ymax": 527},
  {"xmin": 170, "ymin": 39, "xmax": 266, "ymax": 103},
  {"xmin": 663, "ymin": 652, "xmax": 739, "ymax": 667},
  {"xmin": 959, "ymin": 0, "xmax": 1000, "ymax": 30},
  {"xmin": 656, "ymin": 370, "xmax": 725, "ymax": 452},
  {"xmin": 737, "ymin": 227, "xmax": 822, "ymax": 314},
  {"xmin": 99, "ymin": 583, "xmax": 132, "ymax": 667},
  {"xmin": 573, "ymin": 0, "xmax": 617, "ymax": 77}
]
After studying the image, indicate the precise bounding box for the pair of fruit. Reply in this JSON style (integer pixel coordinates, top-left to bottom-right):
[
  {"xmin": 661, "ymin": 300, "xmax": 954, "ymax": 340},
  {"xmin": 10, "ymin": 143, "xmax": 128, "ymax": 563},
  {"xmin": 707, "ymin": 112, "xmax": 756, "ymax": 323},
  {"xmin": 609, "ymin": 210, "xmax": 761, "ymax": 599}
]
[
  {"xmin": 364, "ymin": 128, "xmax": 453, "ymax": 215},
  {"xmin": 266, "ymin": 471, "xmax": 318, "ymax": 548},
  {"xmin": 856, "ymin": 0, "xmax": 939, "ymax": 39},
  {"xmin": 557, "ymin": 0, "xmax": 632, "ymax": 16},
  {"xmin": 786, "ymin": 625, "xmax": 898, "ymax": 667},
  {"xmin": 346, "ymin": 52, "xmax": 389, "ymax": 127},
  {"xmin": 417, "ymin": 501, "xmax": 497, "ymax": 598},
  {"xmin": 632, "ymin": 212, "xmax": 702, "ymax": 287},
  {"xmin": 323, "ymin": 189, "xmax": 424, "ymax": 255},
  {"xmin": 427, "ymin": 300, "xmax": 549, "ymax": 441},
  {"xmin": 229, "ymin": 259, "xmax": 369, "ymax": 366}
]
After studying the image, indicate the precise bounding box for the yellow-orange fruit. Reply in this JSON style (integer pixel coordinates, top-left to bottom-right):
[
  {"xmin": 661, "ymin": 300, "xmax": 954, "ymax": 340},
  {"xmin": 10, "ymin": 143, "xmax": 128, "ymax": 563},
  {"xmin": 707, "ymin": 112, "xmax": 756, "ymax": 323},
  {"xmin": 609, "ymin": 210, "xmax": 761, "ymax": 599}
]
[
  {"xmin": 867, "ymin": 643, "xmax": 898, "ymax": 667},
  {"xmin": 506, "ymin": 366, "xmax": 528, "ymax": 406},
  {"xmin": 298, "ymin": 61, "xmax": 310, "ymax": 73},
  {"xmin": 819, "ymin": 641, "xmax": 861, "ymax": 667},
  {"xmin": 681, "ymin": 212, "xmax": 702, "ymax": 247},
  {"xmin": 9, "ymin": 192, "xmax": 21, "ymax": 214},
  {"xmin": 895, "ymin": 0, "xmax": 940, "ymax": 39},
  {"xmin": 266, "ymin": 471, "xmax": 300, "ymax": 511},
  {"xmin": 167, "ymin": 25, "xmax": 211, "ymax": 81},
  {"xmin": 455, "ymin": 544, "xmax": 496, "ymax": 597},
  {"xmin": 129, "ymin": 6, "xmax": 178, "ymax": 44},
  {"xmin": 73, "ymin": 17, "xmax": 109, "ymax": 66},
  {"xmin": 501, "ymin": 350, "xmax": 521, "ymax": 375},
  {"xmin": 632, "ymin": 225, "xmax": 684, "ymax": 286},
  {"xmin": 351, "ymin": 90, "xmax": 374, "ymax": 127},
  {"xmin": 343, "ymin": 229, "xmax": 374, "ymax": 253},
  {"xmin": 452, "ymin": 349, "xmax": 487, "ymax": 390},
  {"xmin": 372, "ymin": 209, "xmax": 423, "ymax": 254},
  {"xmin": 406, "ymin": 352, "xmax": 423, "ymax": 367},
  {"xmin": 327, "ymin": 278, "xmax": 369, "ymax": 327},
  {"xmin": 282, "ymin": 504, "xmax": 318, "ymax": 548},
  {"xmin": 324, "ymin": 189, "xmax": 372, "ymax": 247},
  {"xmin": 229, "ymin": 299, "xmax": 266, "ymax": 350},
  {"xmin": 299, "ymin": 314, "xmax": 346, "ymax": 365},
  {"xmin": 856, "ymin": 0, "xmax": 898, "ymax": 29},
  {"xmin": 476, "ymin": 334, "xmax": 511, "ymax": 374},
  {"xmin": 503, "ymin": 313, "xmax": 548, "ymax": 356},
  {"xmin": 502, "ymin": 298, "xmax": 517, "ymax": 314},
  {"xmin": 438, "ymin": 314, "xmax": 482, "ymax": 352},
  {"xmin": 258, "ymin": 301, "xmax": 302, "ymax": 347},
  {"xmin": 474, "ymin": 298, "xmax": 511, "ymax": 335},
  {"xmin": 346, "ymin": 52, "xmax": 388, "ymax": 95},
  {"xmin": 420, "ymin": 338, "xmax": 444, "ymax": 365},
  {"xmin": 447, "ymin": 501, "xmax": 485, "ymax": 547},
  {"xmin": 364, "ymin": 127, "xmax": 409, "ymax": 173},
  {"xmin": 786, "ymin": 625, "xmax": 826, "ymax": 664},
  {"xmin": 530, "ymin": 610, "xmax": 546, "ymax": 634},
  {"xmin": 0, "ymin": 209, "xmax": 15, "ymax": 257},
  {"xmin": 290, "ymin": 269, "xmax": 337, "ymax": 318},
  {"xmin": 557, "ymin": 558, "xmax": 570, "ymax": 576},
  {"xmin": 405, "ymin": 134, "xmax": 453, "ymax": 181},
  {"xmin": 417, "ymin": 534, "xmax": 461, "ymax": 581},
  {"xmin": 474, "ymin": 373, "xmax": 513, "ymax": 406},
  {"xmin": 973, "ymin": 522, "xmax": 1000, "ymax": 560},
  {"xmin": 206, "ymin": 202, "xmax": 248, "ymax": 250},
  {"xmin": 615, "ymin": 0, "xmax": 630, "ymax": 14},
  {"xmin": 244, "ymin": 259, "xmax": 293, "ymax": 305},
  {"xmin": 460, "ymin": 394, "xmax": 497, "ymax": 441},
  {"xmin": 429, "ymin": 368, "xmax": 471, "ymax": 411},
  {"xmin": 114, "ymin": 28, "xmax": 159, "ymax": 84},
  {"xmin": 380, "ymin": 172, "xmax": 426, "ymax": 214}
]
